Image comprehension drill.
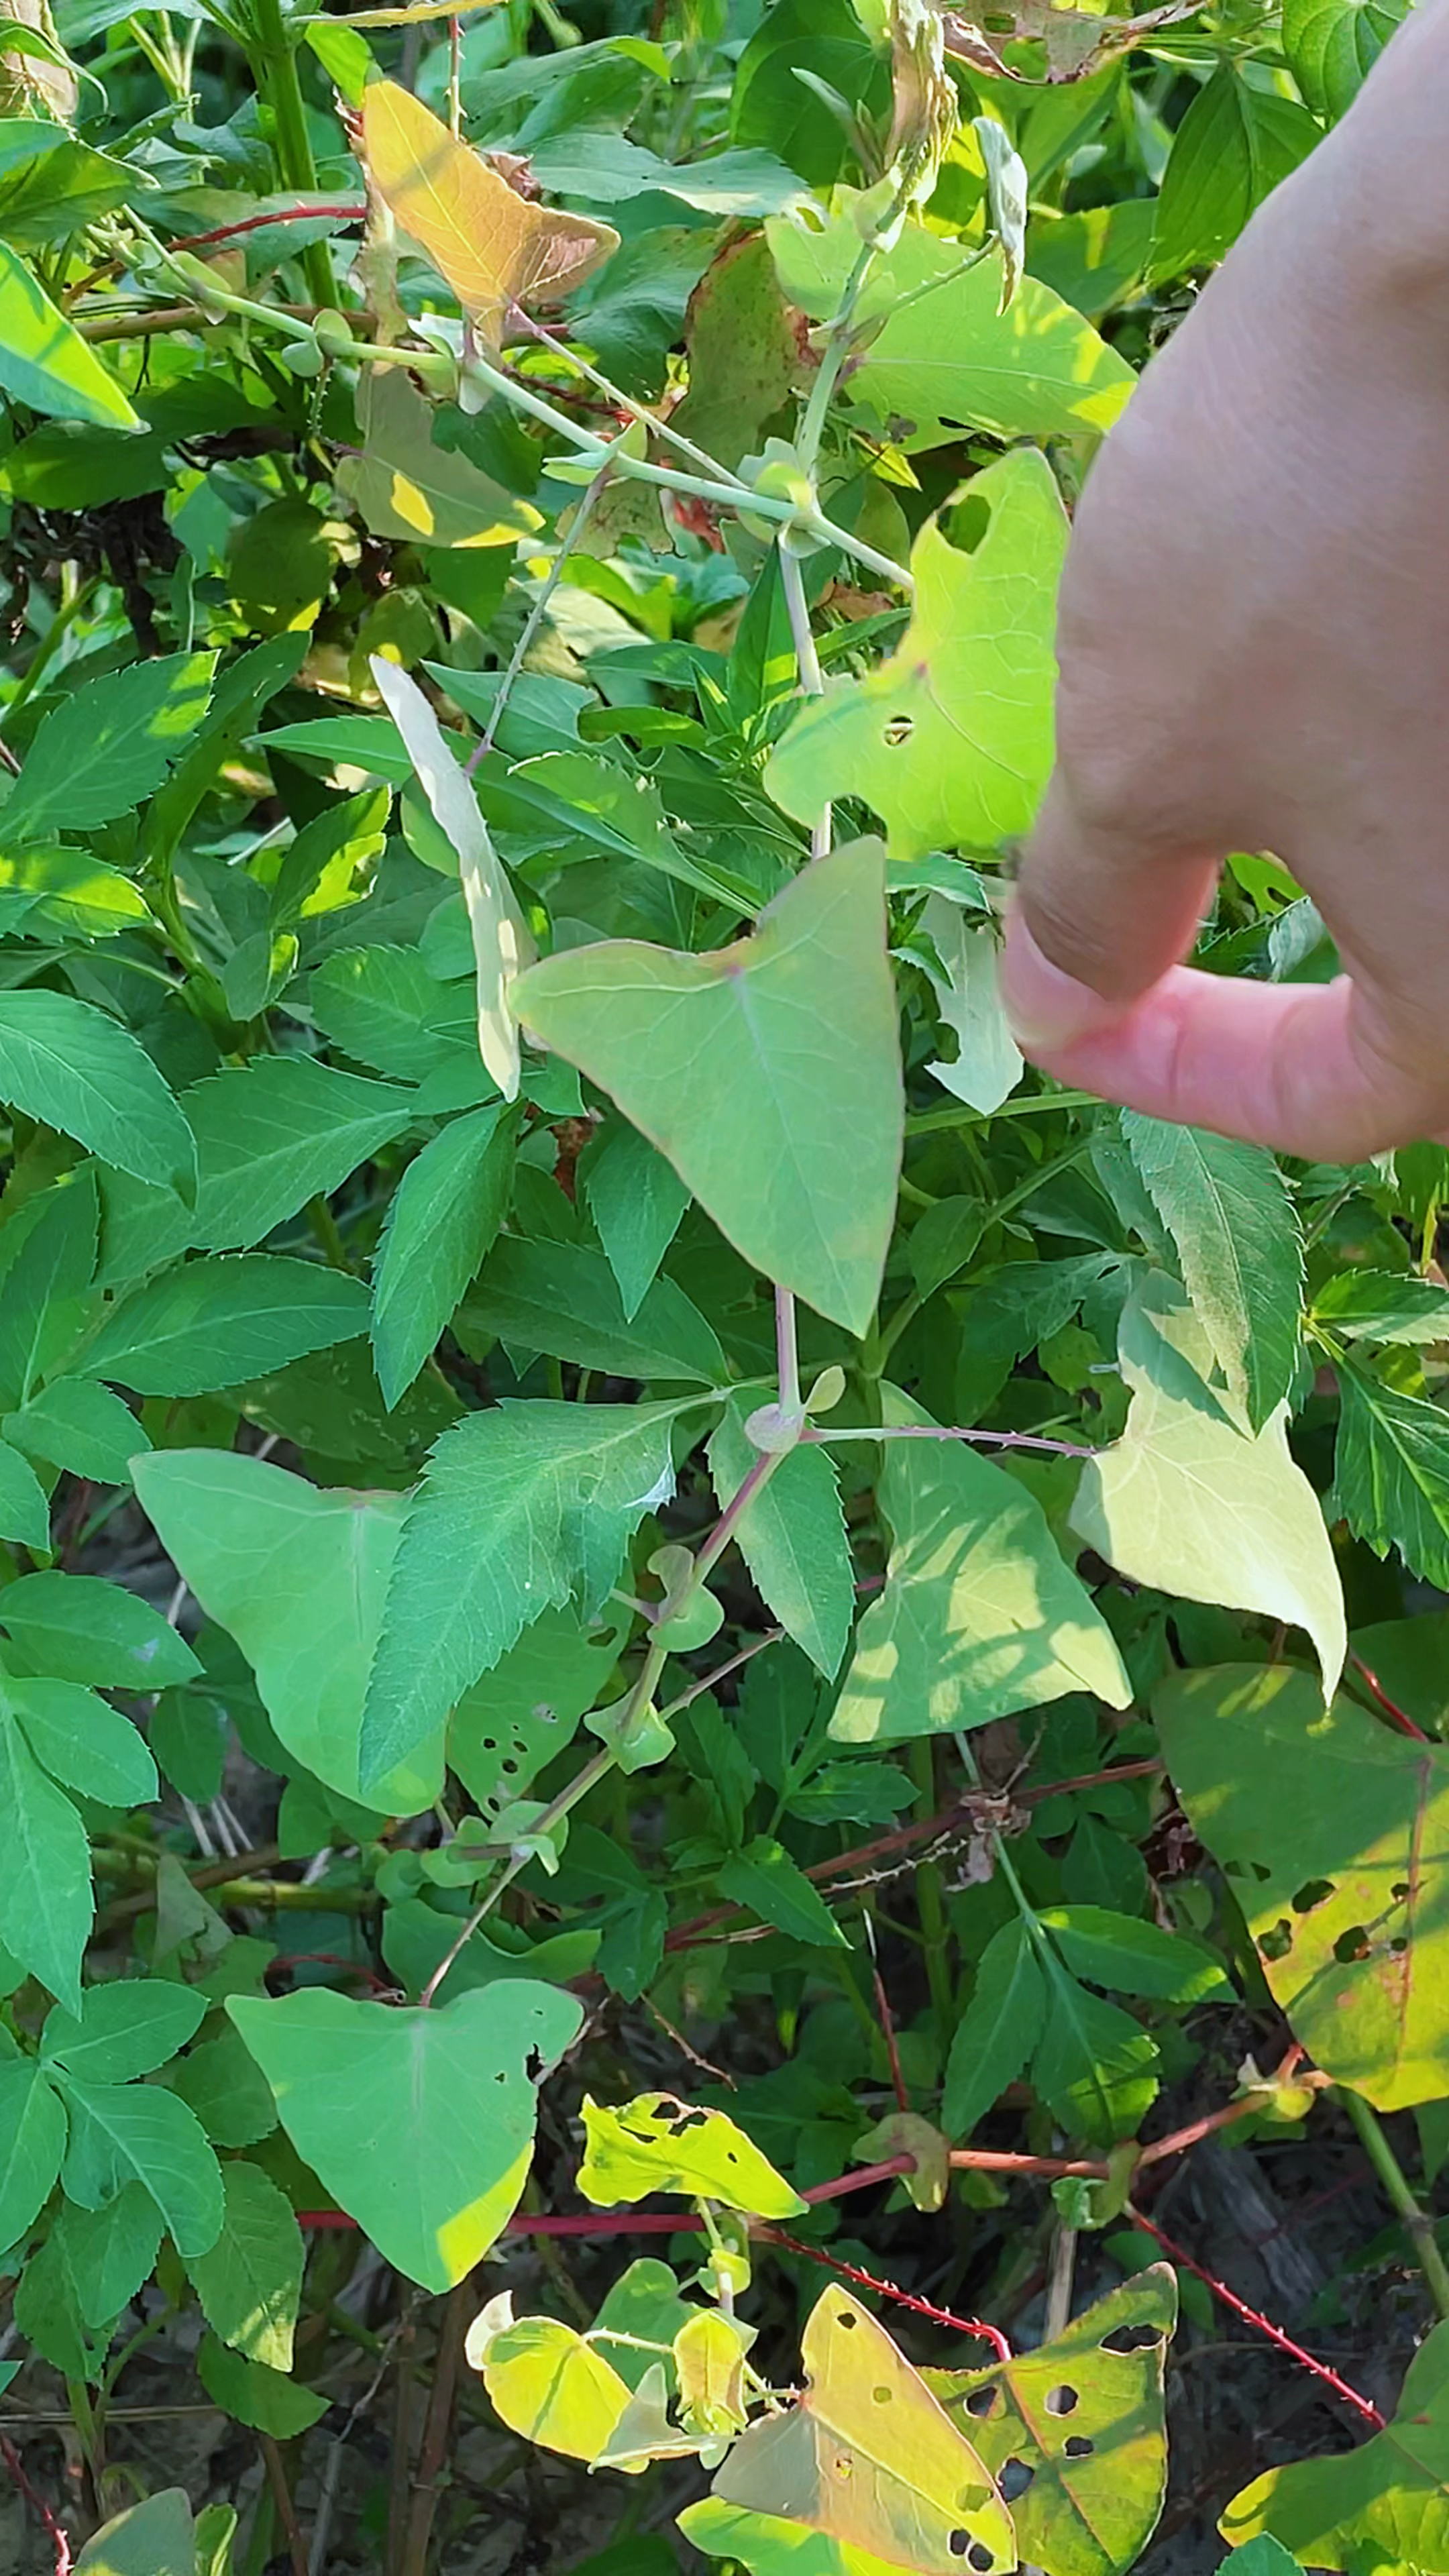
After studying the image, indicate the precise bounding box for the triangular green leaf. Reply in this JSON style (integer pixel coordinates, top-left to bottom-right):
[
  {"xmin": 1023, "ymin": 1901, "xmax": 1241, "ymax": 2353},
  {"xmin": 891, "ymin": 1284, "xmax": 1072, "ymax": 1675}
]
[
  {"xmin": 513, "ymin": 839, "xmax": 902, "ymax": 1336},
  {"xmin": 1222, "ymin": 2314, "xmax": 1449, "ymax": 2569},
  {"xmin": 830, "ymin": 1386, "xmax": 1130, "ymax": 1745},
  {"xmin": 227, "ymin": 1983, "xmax": 582, "ymax": 2290},
  {"xmin": 709, "ymin": 1397, "xmax": 854, "ymax": 1677}
]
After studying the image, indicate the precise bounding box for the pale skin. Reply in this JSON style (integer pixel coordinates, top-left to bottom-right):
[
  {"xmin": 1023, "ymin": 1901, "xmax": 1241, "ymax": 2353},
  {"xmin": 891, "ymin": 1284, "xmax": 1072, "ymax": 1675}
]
[{"xmin": 1000, "ymin": 0, "xmax": 1449, "ymax": 1163}]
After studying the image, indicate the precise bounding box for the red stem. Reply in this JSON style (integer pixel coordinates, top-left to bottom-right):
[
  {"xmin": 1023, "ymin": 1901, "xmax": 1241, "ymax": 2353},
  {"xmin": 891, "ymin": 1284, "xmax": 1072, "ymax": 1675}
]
[
  {"xmin": 1348, "ymin": 1650, "xmax": 1431, "ymax": 1742},
  {"xmin": 1126, "ymin": 2206, "xmax": 1385, "ymax": 2430},
  {"xmin": 1, "ymin": 2435, "xmax": 72, "ymax": 2576},
  {"xmin": 169, "ymin": 201, "xmax": 366, "ymax": 250},
  {"xmin": 760, "ymin": 2229, "xmax": 1011, "ymax": 2361}
]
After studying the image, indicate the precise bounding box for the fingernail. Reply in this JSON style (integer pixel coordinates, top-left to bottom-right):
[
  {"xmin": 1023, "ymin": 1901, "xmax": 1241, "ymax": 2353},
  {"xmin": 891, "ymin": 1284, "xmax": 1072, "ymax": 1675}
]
[{"xmin": 999, "ymin": 907, "xmax": 1120, "ymax": 1053}]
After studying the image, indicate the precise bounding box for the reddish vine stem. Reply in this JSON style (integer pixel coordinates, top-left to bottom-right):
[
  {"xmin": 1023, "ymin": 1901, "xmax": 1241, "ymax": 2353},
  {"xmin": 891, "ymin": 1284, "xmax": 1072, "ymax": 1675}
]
[
  {"xmin": 1, "ymin": 2434, "xmax": 72, "ymax": 2576},
  {"xmin": 1126, "ymin": 2206, "xmax": 1385, "ymax": 2430},
  {"xmin": 760, "ymin": 2231, "xmax": 1012, "ymax": 2360},
  {"xmin": 168, "ymin": 200, "xmax": 366, "ymax": 249},
  {"xmin": 1347, "ymin": 1650, "xmax": 1430, "ymax": 1742}
]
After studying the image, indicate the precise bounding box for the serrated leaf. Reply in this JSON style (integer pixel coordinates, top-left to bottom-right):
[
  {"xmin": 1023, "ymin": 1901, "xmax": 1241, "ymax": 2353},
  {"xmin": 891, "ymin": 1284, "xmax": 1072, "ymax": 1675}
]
[
  {"xmin": 929, "ymin": 2267, "xmax": 1177, "ymax": 2576},
  {"xmin": 1038, "ymin": 1906, "xmax": 1232, "ymax": 2003},
  {"xmin": 514, "ymin": 839, "xmax": 902, "ymax": 1336},
  {"xmin": 943, "ymin": 1919, "xmax": 1046, "ymax": 2138},
  {"xmin": 581, "ymin": 1120, "xmax": 690, "ymax": 1320},
  {"xmin": 830, "ymin": 1385, "xmax": 1130, "ymax": 1746},
  {"xmin": 5, "ymin": 651, "xmax": 215, "ymax": 840},
  {"xmin": 0, "ymin": 992, "xmax": 196, "ymax": 1195},
  {"xmin": 1032, "ymin": 1953, "xmax": 1159, "ymax": 2143},
  {"xmin": 1312, "ymin": 1268, "xmax": 1449, "ymax": 1345},
  {"xmin": 372, "ymin": 657, "xmax": 533, "ymax": 1102},
  {"xmin": 362, "ymin": 78, "xmax": 617, "ymax": 350},
  {"xmin": 227, "ymin": 1982, "xmax": 582, "ymax": 2291},
  {"xmin": 0, "ymin": 239, "xmax": 139, "ymax": 429},
  {"xmin": 132, "ymin": 1448, "xmax": 443, "ymax": 1811},
  {"xmin": 0, "ymin": 1569, "xmax": 199, "ymax": 1687},
  {"xmin": 767, "ymin": 458, "xmax": 1065, "ymax": 865},
  {"xmin": 55, "ymin": 2183, "xmax": 164, "ymax": 2330},
  {"xmin": 0, "ymin": 2057, "xmax": 66, "ymax": 2245},
  {"xmin": 0, "ymin": 1712, "xmax": 91, "ymax": 2008},
  {"xmin": 80, "ymin": 1253, "xmax": 370, "ymax": 1395},
  {"xmin": 1150, "ymin": 68, "xmax": 1319, "ymax": 282},
  {"xmin": 1282, "ymin": 0, "xmax": 1406, "ymax": 116},
  {"xmin": 0, "ymin": 1165, "xmax": 97, "ymax": 1407},
  {"xmin": 0, "ymin": 1436, "xmax": 49, "ymax": 1546},
  {"xmin": 180, "ymin": 1054, "xmax": 415, "ymax": 1252},
  {"xmin": 1157, "ymin": 1661, "xmax": 1449, "ymax": 2110},
  {"xmin": 10, "ymin": 1674, "xmax": 156, "ymax": 1805},
  {"xmin": 700, "ymin": 2286, "xmax": 1014, "ymax": 2574},
  {"xmin": 1222, "ymin": 2313, "xmax": 1449, "ymax": 2569},
  {"xmin": 1330, "ymin": 1360, "xmax": 1449, "ymax": 1592},
  {"xmin": 709, "ymin": 1398, "xmax": 853, "ymax": 1677},
  {"xmin": 579, "ymin": 2091, "xmax": 806, "ymax": 2216},
  {"xmin": 1070, "ymin": 1285, "xmax": 1345, "ymax": 1697},
  {"xmin": 465, "ymin": 1236, "xmax": 726, "ymax": 1384},
  {"xmin": 185, "ymin": 2161, "xmax": 304, "ymax": 2370},
  {"xmin": 371, "ymin": 1104, "xmax": 513, "ymax": 1405},
  {"xmin": 360, "ymin": 1398, "xmax": 683, "ymax": 1789},
  {"xmin": 58, "ymin": 2075, "xmax": 223, "ymax": 2257},
  {"xmin": 197, "ymin": 2333, "xmax": 328, "ymax": 2436},
  {"xmin": 1120, "ymin": 1114, "xmax": 1301, "ymax": 1429},
  {"xmin": 716, "ymin": 1836, "xmax": 850, "ymax": 1948},
  {"xmin": 309, "ymin": 942, "xmax": 474, "ymax": 1081},
  {"xmin": 7, "ymin": 1377, "xmax": 148, "ymax": 1484},
  {"xmin": 42, "ymin": 1980, "xmax": 205, "ymax": 2086}
]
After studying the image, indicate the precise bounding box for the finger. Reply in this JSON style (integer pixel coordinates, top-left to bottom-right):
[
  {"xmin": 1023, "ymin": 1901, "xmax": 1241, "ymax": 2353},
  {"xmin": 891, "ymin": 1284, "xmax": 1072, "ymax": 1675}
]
[
  {"xmin": 1011, "ymin": 771, "xmax": 1222, "ymax": 1017},
  {"xmin": 1001, "ymin": 941, "xmax": 1441, "ymax": 1164}
]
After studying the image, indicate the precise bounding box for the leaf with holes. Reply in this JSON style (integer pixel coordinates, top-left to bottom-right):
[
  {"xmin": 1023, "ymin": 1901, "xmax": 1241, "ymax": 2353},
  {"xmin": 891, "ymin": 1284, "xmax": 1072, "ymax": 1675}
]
[
  {"xmin": 1222, "ymin": 2312, "xmax": 1449, "ymax": 2569},
  {"xmin": 928, "ymin": 2267, "xmax": 1177, "ymax": 2576},
  {"xmin": 227, "ymin": 1983, "xmax": 582, "ymax": 2292},
  {"xmin": 766, "ymin": 456, "xmax": 1067, "ymax": 864},
  {"xmin": 132, "ymin": 1448, "xmax": 444, "ymax": 1813},
  {"xmin": 688, "ymin": 2285, "xmax": 1014, "ymax": 2576},
  {"xmin": 512, "ymin": 838, "xmax": 902, "ymax": 1338},
  {"xmin": 449, "ymin": 1606, "xmax": 625, "ymax": 1821},
  {"xmin": 578, "ymin": 2093, "xmax": 807, "ymax": 2218},
  {"xmin": 1155, "ymin": 1662, "xmax": 1449, "ymax": 2109}
]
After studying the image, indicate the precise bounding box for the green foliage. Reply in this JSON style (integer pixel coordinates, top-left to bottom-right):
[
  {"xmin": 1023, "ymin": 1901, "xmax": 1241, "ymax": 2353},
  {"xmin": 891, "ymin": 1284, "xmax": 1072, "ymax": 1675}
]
[{"xmin": 0, "ymin": 0, "xmax": 1439, "ymax": 2561}]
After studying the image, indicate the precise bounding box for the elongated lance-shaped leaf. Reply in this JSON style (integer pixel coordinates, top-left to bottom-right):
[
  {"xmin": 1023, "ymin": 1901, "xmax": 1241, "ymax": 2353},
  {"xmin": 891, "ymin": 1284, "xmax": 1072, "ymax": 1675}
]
[{"xmin": 1120, "ymin": 1112, "xmax": 1302, "ymax": 1430}]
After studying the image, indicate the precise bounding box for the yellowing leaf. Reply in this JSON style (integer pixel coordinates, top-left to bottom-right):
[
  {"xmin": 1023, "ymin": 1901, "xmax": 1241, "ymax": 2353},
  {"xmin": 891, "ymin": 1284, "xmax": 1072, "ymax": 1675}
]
[
  {"xmin": 1156, "ymin": 1662, "xmax": 1449, "ymax": 2111},
  {"xmin": 677, "ymin": 2310, "xmax": 752, "ymax": 2437},
  {"xmin": 578, "ymin": 2092, "xmax": 808, "ymax": 2219},
  {"xmin": 701, "ymin": 2286, "xmax": 1014, "ymax": 2576},
  {"xmin": 928, "ymin": 2266, "xmax": 1177, "ymax": 2576},
  {"xmin": 766, "ymin": 453, "xmax": 1067, "ymax": 863},
  {"xmin": 339, "ymin": 369, "xmax": 541, "ymax": 549},
  {"xmin": 468, "ymin": 2303, "xmax": 638, "ymax": 2467},
  {"xmin": 361, "ymin": 80, "xmax": 618, "ymax": 350},
  {"xmin": 370, "ymin": 657, "xmax": 533, "ymax": 1099}
]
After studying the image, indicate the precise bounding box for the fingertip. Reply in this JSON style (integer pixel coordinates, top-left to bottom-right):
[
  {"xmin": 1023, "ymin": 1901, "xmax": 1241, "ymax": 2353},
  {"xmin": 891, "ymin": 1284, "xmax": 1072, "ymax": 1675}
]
[{"xmin": 999, "ymin": 904, "xmax": 1128, "ymax": 1057}]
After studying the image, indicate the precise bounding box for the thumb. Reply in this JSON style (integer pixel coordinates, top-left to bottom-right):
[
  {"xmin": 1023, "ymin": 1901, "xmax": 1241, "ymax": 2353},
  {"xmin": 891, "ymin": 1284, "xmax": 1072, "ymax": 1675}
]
[{"xmin": 1001, "ymin": 773, "xmax": 1220, "ymax": 1049}]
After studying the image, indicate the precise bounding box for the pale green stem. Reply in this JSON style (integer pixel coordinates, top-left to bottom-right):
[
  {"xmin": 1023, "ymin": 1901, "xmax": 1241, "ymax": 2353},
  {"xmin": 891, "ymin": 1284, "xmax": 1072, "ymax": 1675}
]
[
  {"xmin": 1342, "ymin": 2088, "xmax": 1449, "ymax": 2321},
  {"xmin": 468, "ymin": 464, "xmax": 610, "ymax": 774}
]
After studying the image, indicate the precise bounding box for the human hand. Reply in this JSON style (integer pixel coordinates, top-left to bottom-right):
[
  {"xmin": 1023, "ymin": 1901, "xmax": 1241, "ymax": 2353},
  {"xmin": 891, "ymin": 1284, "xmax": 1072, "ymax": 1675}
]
[{"xmin": 1000, "ymin": 3, "xmax": 1449, "ymax": 1163}]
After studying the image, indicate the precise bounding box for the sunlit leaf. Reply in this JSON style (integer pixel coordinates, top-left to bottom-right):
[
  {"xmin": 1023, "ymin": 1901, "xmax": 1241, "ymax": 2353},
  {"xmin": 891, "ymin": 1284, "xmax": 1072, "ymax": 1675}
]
[
  {"xmin": 361, "ymin": 80, "xmax": 618, "ymax": 350},
  {"xmin": 766, "ymin": 456, "xmax": 1067, "ymax": 863},
  {"xmin": 1222, "ymin": 2314, "xmax": 1449, "ymax": 2568},
  {"xmin": 339, "ymin": 367, "xmax": 541, "ymax": 547},
  {"xmin": 228, "ymin": 1983, "xmax": 582, "ymax": 2292},
  {"xmin": 928, "ymin": 2267, "xmax": 1177, "ymax": 2576},
  {"xmin": 0, "ymin": 240, "xmax": 139, "ymax": 429},
  {"xmin": 578, "ymin": 2092, "xmax": 808, "ymax": 2218},
  {"xmin": 468, "ymin": 2301, "xmax": 636, "ymax": 2465},
  {"xmin": 696, "ymin": 2285, "xmax": 1014, "ymax": 2576},
  {"xmin": 1157, "ymin": 1661, "xmax": 1449, "ymax": 2110}
]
